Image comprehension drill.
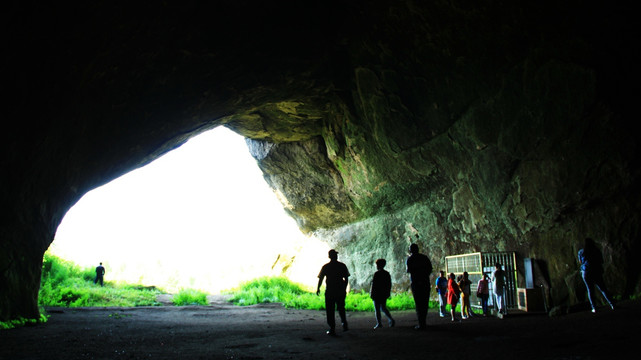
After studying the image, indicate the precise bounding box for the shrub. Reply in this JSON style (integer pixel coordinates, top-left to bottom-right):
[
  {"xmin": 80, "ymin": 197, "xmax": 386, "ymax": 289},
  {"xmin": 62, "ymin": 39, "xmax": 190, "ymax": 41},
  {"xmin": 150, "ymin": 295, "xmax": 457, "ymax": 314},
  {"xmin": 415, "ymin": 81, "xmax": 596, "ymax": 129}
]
[
  {"xmin": 224, "ymin": 276, "xmax": 438, "ymax": 311},
  {"xmin": 225, "ymin": 276, "xmax": 309, "ymax": 307},
  {"xmin": 172, "ymin": 288, "xmax": 208, "ymax": 306},
  {"xmin": 387, "ymin": 292, "xmax": 422, "ymax": 310}
]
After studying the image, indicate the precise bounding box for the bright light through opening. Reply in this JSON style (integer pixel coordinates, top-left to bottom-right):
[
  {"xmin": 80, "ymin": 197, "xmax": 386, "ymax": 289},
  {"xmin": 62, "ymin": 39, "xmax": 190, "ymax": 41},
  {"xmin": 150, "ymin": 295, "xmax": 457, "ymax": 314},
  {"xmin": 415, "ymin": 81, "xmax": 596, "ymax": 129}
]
[{"xmin": 49, "ymin": 127, "xmax": 329, "ymax": 293}]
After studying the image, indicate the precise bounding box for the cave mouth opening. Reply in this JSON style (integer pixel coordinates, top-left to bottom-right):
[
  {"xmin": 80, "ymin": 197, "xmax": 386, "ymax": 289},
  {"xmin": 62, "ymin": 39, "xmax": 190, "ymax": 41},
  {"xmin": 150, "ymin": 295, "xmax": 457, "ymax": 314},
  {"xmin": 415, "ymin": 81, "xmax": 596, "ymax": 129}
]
[{"xmin": 49, "ymin": 126, "xmax": 329, "ymax": 294}]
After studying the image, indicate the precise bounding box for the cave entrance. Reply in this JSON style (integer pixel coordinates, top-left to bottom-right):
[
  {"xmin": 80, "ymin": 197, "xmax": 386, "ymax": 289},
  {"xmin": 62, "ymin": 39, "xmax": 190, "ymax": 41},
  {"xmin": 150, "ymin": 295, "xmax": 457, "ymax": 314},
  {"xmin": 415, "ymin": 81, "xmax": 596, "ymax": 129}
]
[{"xmin": 50, "ymin": 126, "xmax": 329, "ymax": 294}]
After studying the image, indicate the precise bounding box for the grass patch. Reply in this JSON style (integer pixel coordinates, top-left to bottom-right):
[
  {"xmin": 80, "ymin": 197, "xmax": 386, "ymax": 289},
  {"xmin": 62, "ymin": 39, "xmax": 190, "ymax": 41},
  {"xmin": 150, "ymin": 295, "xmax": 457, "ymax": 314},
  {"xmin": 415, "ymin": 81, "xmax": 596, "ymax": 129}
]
[
  {"xmin": 224, "ymin": 276, "xmax": 312, "ymax": 307},
  {"xmin": 172, "ymin": 288, "xmax": 209, "ymax": 306},
  {"xmin": 38, "ymin": 252, "xmax": 214, "ymax": 309},
  {"xmin": 0, "ymin": 312, "xmax": 49, "ymax": 330},
  {"xmin": 39, "ymin": 253, "xmax": 163, "ymax": 307},
  {"xmin": 224, "ymin": 276, "xmax": 438, "ymax": 311}
]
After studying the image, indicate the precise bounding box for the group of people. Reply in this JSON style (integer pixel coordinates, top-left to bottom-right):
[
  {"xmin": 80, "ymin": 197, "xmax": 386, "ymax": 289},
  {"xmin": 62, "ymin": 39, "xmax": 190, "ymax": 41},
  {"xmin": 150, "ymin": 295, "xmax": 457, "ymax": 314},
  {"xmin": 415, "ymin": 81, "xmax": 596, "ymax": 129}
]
[
  {"xmin": 316, "ymin": 241, "xmax": 433, "ymax": 335},
  {"xmin": 434, "ymin": 264, "xmax": 506, "ymax": 322},
  {"xmin": 95, "ymin": 237, "xmax": 611, "ymax": 336},
  {"xmin": 316, "ymin": 241, "xmax": 511, "ymax": 335}
]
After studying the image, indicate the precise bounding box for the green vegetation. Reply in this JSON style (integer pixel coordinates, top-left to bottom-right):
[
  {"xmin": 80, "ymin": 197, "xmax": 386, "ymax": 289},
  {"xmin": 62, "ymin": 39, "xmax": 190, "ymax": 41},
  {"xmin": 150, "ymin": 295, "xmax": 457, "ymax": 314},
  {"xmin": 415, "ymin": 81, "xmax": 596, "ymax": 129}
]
[
  {"xmin": 32, "ymin": 255, "xmax": 487, "ymax": 315},
  {"xmin": 224, "ymin": 276, "xmax": 434, "ymax": 311},
  {"xmin": 0, "ymin": 313, "xmax": 49, "ymax": 330},
  {"xmin": 224, "ymin": 276, "xmax": 316, "ymax": 307},
  {"xmin": 172, "ymin": 288, "xmax": 209, "ymax": 306},
  {"xmin": 616, "ymin": 293, "xmax": 641, "ymax": 301},
  {"xmin": 39, "ymin": 253, "xmax": 163, "ymax": 307}
]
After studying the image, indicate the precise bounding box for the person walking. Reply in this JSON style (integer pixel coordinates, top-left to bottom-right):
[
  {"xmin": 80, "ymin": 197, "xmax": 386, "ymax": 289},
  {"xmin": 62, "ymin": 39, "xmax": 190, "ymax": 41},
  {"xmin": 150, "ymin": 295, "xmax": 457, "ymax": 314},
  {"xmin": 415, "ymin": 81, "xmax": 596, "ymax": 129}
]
[
  {"xmin": 459, "ymin": 271, "xmax": 472, "ymax": 319},
  {"xmin": 477, "ymin": 273, "xmax": 490, "ymax": 316},
  {"xmin": 94, "ymin": 262, "xmax": 105, "ymax": 286},
  {"xmin": 492, "ymin": 263, "xmax": 506, "ymax": 315},
  {"xmin": 435, "ymin": 271, "xmax": 448, "ymax": 317},
  {"xmin": 370, "ymin": 259, "xmax": 395, "ymax": 329},
  {"xmin": 447, "ymin": 273, "xmax": 461, "ymax": 322},
  {"xmin": 317, "ymin": 249, "xmax": 350, "ymax": 335},
  {"xmin": 406, "ymin": 240, "xmax": 433, "ymax": 330},
  {"xmin": 578, "ymin": 237, "xmax": 615, "ymax": 313}
]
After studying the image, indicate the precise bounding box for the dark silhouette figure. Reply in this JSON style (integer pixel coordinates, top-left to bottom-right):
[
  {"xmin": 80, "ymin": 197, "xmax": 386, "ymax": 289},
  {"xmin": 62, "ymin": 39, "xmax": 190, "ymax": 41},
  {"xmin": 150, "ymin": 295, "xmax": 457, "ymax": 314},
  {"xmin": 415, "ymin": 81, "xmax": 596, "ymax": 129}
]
[
  {"xmin": 447, "ymin": 273, "xmax": 461, "ymax": 322},
  {"xmin": 317, "ymin": 249, "xmax": 350, "ymax": 335},
  {"xmin": 477, "ymin": 273, "xmax": 490, "ymax": 316},
  {"xmin": 578, "ymin": 237, "xmax": 615, "ymax": 312},
  {"xmin": 406, "ymin": 240, "xmax": 433, "ymax": 330},
  {"xmin": 370, "ymin": 258, "xmax": 395, "ymax": 329},
  {"xmin": 94, "ymin": 262, "xmax": 105, "ymax": 286}
]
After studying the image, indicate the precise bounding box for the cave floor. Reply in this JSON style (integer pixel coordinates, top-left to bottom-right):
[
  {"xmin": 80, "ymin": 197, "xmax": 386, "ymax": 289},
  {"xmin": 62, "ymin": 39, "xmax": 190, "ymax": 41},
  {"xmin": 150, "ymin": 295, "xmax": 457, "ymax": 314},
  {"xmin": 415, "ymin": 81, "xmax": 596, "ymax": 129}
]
[{"xmin": 2, "ymin": 298, "xmax": 638, "ymax": 360}]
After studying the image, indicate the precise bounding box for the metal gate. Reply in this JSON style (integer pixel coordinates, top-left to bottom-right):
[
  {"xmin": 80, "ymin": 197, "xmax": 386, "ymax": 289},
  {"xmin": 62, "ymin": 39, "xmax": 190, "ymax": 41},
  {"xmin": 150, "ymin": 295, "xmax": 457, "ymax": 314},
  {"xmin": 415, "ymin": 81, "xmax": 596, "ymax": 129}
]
[{"xmin": 445, "ymin": 252, "xmax": 517, "ymax": 310}]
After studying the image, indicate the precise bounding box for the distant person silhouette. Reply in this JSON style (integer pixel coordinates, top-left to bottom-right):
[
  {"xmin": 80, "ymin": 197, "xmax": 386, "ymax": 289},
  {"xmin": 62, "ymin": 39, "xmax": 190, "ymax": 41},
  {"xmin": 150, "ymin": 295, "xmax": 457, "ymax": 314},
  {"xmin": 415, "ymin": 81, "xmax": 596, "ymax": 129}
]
[
  {"xmin": 370, "ymin": 258, "xmax": 395, "ymax": 329},
  {"xmin": 447, "ymin": 273, "xmax": 461, "ymax": 322},
  {"xmin": 317, "ymin": 249, "xmax": 350, "ymax": 335},
  {"xmin": 492, "ymin": 263, "xmax": 506, "ymax": 315},
  {"xmin": 94, "ymin": 262, "xmax": 105, "ymax": 286},
  {"xmin": 406, "ymin": 239, "xmax": 433, "ymax": 330},
  {"xmin": 435, "ymin": 271, "xmax": 448, "ymax": 317},
  {"xmin": 459, "ymin": 271, "xmax": 472, "ymax": 319},
  {"xmin": 477, "ymin": 273, "xmax": 490, "ymax": 316},
  {"xmin": 578, "ymin": 237, "xmax": 615, "ymax": 312}
]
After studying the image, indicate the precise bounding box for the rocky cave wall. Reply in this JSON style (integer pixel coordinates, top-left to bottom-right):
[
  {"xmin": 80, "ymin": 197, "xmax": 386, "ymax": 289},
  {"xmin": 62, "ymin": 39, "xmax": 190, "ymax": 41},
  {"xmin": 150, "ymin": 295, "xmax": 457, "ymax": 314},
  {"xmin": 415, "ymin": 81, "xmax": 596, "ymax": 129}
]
[
  {"xmin": 240, "ymin": 3, "xmax": 640, "ymax": 310},
  {"xmin": 2, "ymin": 1, "xmax": 639, "ymax": 321}
]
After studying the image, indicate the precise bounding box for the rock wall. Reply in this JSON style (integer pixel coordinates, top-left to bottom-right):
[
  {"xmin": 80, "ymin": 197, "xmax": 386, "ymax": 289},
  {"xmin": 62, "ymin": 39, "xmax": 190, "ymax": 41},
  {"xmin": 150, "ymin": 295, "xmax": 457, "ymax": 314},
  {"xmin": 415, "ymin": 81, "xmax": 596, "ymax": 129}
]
[
  {"xmin": 244, "ymin": 2, "xmax": 640, "ymax": 309},
  {"xmin": 2, "ymin": 1, "xmax": 639, "ymax": 321}
]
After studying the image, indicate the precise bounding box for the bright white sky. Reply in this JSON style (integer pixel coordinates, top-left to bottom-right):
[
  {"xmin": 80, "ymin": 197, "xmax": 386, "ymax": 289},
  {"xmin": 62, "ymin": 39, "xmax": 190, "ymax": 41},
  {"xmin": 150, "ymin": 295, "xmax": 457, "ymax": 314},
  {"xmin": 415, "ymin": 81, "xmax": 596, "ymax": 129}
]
[{"xmin": 49, "ymin": 127, "xmax": 329, "ymax": 293}]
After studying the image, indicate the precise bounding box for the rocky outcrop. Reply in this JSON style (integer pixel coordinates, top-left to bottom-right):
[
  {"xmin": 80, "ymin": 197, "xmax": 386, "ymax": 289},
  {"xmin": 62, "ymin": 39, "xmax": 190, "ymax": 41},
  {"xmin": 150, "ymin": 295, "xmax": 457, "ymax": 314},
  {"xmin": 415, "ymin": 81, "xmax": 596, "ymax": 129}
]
[{"xmin": 2, "ymin": 1, "xmax": 639, "ymax": 321}]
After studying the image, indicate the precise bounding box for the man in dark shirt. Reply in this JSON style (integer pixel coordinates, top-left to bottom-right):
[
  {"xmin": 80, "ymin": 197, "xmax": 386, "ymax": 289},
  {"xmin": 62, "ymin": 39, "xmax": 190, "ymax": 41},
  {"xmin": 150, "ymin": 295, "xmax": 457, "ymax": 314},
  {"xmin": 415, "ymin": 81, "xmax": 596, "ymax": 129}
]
[
  {"xmin": 406, "ymin": 241, "xmax": 432, "ymax": 329},
  {"xmin": 94, "ymin": 262, "xmax": 105, "ymax": 286},
  {"xmin": 317, "ymin": 249, "xmax": 350, "ymax": 335}
]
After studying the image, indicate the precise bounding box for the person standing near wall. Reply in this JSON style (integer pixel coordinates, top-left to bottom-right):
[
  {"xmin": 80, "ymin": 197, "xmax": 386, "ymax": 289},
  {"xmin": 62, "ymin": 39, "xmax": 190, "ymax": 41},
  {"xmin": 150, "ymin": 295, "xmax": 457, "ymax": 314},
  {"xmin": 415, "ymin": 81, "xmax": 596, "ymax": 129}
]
[
  {"xmin": 459, "ymin": 271, "xmax": 472, "ymax": 319},
  {"xmin": 435, "ymin": 271, "xmax": 448, "ymax": 317},
  {"xmin": 477, "ymin": 273, "xmax": 490, "ymax": 316},
  {"xmin": 447, "ymin": 273, "xmax": 461, "ymax": 322},
  {"xmin": 578, "ymin": 237, "xmax": 615, "ymax": 313},
  {"xmin": 406, "ymin": 240, "xmax": 433, "ymax": 330},
  {"xmin": 492, "ymin": 263, "xmax": 506, "ymax": 315},
  {"xmin": 317, "ymin": 249, "xmax": 350, "ymax": 335}
]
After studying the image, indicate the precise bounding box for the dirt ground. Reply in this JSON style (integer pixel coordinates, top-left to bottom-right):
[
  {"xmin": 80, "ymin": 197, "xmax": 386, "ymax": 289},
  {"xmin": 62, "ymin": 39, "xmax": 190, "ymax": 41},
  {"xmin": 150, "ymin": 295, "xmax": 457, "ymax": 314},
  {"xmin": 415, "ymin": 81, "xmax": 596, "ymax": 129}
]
[{"xmin": 1, "ymin": 296, "xmax": 638, "ymax": 360}]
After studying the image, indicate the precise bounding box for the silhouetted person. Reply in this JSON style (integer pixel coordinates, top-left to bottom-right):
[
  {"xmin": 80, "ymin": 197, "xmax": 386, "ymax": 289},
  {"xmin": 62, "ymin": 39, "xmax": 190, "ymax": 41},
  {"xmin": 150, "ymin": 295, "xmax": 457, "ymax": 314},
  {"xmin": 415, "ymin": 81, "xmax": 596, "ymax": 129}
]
[
  {"xmin": 317, "ymin": 249, "xmax": 350, "ymax": 335},
  {"xmin": 435, "ymin": 271, "xmax": 448, "ymax": 317},
  {"xmin": 447, "ymin": 273, "xmax": 461, "ymax": 322},
  {"xmin": 406, "ymin": 239, "xmax": 433, "ymax": 329},
  {"xmin": 94, "ymin": 262, "xmax": 105, "ymax": 286},
  {"xmin": 370, "ymin": 258, "xmax": 395, "ymax": 329},
  {"xmin": 459, "ymin": 271, "xmax": 472, "ymax": 319},
  {"xmin": 477, "ymin": 273, "xmax": 490, "ymax": 316},
  {"xmin": 492, "ymin": 263, "xmax": 506, "ymax": 314},
  {"xmin": 578, "ymin": 237, "xmax": 615, "ymax": 312}
]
